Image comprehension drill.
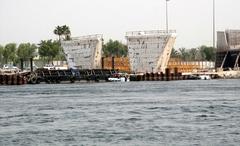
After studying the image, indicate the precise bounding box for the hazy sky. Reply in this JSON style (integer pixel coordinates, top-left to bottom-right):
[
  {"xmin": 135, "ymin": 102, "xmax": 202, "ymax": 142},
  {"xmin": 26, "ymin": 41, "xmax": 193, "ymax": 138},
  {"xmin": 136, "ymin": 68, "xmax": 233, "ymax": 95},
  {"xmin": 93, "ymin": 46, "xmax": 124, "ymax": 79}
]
[{"xmin": 0, "ymin": 0, "xmax": 239, "ymax": 49}]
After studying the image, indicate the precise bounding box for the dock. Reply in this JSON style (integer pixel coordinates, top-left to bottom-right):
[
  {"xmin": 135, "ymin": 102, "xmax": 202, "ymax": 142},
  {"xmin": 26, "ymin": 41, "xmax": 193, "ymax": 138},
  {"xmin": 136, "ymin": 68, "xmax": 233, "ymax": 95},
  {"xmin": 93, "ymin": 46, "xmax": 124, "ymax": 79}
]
[{"xmin": 28, "ymin": 69, "xmax": 117, "ymax": 84}]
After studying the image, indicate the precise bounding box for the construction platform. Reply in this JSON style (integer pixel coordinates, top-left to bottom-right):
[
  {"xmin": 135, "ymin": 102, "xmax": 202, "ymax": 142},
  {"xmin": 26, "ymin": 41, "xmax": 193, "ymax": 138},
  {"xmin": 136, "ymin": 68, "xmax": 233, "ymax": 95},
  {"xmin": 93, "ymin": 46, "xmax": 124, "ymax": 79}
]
[{"xmin": 28, "ymin": 69, "xmax": 117, "ymax": 84}]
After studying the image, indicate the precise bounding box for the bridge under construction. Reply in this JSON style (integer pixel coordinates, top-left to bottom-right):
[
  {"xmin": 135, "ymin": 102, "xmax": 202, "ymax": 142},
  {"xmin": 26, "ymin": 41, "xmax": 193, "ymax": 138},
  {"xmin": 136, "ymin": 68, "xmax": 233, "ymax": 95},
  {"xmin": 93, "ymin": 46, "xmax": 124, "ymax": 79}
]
[
  {"xmin": 61, "ymin": 30, "xmax": 177, "ymax": 74},
  {"xmin": 126, "ymin": 30, "xmax": 176, "ymax": 73},
  {"xmin": 216, "ymin": 30, "xmax": 240, "ymax": 69}
]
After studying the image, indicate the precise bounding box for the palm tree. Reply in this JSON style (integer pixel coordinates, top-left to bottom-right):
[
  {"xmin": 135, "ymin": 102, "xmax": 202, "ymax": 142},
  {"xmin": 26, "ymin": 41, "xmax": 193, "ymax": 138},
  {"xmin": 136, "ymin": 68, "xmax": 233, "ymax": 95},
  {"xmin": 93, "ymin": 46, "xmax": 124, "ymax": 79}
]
[
  {"xmin": 53, "ymin": 26, "xmax": 63, "ymax": 41},
  {"xmin": 171, "ymin": 48, "xmax": 180, "ymax": 58},
  {"xmin": 54, "ymin": 25, "xmax": 71, "ymax": 41},
  {"xmin": 62, "ymin": 25, "xmax": 71, "ymax": 40},
  {"xmin": 179, "ymin": 48, "xmax": 190, "ymax": 61},
  {"xmin": 189, "ymin": 48, "xmax": 198, "ymax": 61}
]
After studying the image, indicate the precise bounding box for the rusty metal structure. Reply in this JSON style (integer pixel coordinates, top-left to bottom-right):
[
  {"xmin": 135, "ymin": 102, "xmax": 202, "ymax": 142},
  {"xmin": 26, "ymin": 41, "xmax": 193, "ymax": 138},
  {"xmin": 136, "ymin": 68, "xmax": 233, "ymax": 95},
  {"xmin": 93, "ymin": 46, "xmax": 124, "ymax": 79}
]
[
  {"xmin": 28, "ymin": 69, "xmax": 117, "ymax": 84},
  {"xmin": 168, "ymin": 58, "xmax": 215, "ymax": 73},
  {"xmin": 102, "ymin": 57, "xmax": 131, "ymax": 72}
]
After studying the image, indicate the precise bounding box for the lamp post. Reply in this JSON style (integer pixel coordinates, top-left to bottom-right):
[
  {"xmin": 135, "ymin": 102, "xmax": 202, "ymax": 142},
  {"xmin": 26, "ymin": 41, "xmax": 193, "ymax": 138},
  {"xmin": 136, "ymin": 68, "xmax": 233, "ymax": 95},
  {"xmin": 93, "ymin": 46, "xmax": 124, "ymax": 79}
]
[
  {"xmin": 166, "ymin": 0, "xmax": 170, "ymax": 33},
  {"xmin": 213, "ymin": 0, "xmax": 215, "ymax": 48}
]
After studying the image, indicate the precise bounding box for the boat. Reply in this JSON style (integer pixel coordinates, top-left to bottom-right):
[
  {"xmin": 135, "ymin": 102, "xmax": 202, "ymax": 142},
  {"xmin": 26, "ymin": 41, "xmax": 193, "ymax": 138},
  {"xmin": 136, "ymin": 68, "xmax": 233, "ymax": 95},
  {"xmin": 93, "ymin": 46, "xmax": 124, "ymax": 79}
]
[
  {"xmin": 185, "ymin": 73, "xmax": 212, "ymax": 80},
  {"xmin": 198, "ymin": 75, "xmax": 211, "ymax": 80},
  {"xmin": 108, "ymin": 77, "xmax": 128, "ymax": 82},
  {"xmin": 108, "ymin": 73, "xmax": 130, "ymax": 82}
]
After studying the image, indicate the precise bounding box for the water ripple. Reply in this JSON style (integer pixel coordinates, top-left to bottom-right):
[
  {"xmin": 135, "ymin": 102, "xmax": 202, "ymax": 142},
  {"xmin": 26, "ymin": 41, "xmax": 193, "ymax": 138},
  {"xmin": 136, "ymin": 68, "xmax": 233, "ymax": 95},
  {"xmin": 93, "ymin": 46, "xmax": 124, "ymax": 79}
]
[{"xmin": 0, "ymin": 79, "xmax": 240, "ymax": 145}]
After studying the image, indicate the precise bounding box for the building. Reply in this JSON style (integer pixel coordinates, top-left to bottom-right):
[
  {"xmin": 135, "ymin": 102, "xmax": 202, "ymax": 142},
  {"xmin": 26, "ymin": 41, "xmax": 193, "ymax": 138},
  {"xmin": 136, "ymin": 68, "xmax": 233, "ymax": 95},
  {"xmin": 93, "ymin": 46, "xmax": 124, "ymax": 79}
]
[
  {"xmin": 126, "ymin": 30, "xmax": 176, "ymax": 73},
  {"xmin": 61, "ymin": 34, "xmax": 103, "ymax": 69},
  {"xmin": 216, "ymin": 30, "xmax": 240, "ymax": 69}
]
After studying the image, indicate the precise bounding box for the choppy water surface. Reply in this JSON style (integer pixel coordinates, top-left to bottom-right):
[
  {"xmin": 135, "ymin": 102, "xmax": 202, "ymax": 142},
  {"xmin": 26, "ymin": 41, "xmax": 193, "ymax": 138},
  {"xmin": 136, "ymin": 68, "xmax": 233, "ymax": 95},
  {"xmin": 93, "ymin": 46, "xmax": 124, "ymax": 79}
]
[{"xmin": 0, "ymin": 79, "xmax": 240, "ymax": 146}]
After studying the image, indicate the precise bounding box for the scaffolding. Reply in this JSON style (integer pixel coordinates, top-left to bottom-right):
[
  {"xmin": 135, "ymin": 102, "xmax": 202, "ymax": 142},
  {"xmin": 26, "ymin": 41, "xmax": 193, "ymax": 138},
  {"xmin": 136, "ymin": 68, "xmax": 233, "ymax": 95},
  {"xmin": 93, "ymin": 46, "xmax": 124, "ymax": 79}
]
[
  {"xmin": 126, "ymin": 30, "xmax": 176, "ymax": 73},
  {"xmin": 61, "ymin": 34, "xmax": 103, "ymax": 69},
  {"xmin": 216, "ymin": 30, "xmax": 240, "ymax": 69},
  {"xmin": 226, "ymin": 29, "xmax": 240, "ymax": 49}
]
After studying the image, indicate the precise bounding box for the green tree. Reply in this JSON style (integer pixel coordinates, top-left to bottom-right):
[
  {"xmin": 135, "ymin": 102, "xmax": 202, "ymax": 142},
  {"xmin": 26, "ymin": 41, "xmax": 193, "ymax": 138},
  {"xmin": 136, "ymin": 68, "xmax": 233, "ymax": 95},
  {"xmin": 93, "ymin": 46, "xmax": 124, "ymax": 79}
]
[
  {"xmin": 103, "ymin": 39, "xmax": 128, "ymax": 57},
  {"xmin": 179, "ymin": 48, "xmax": 190, "ymax": 61},
  {"xmin": 54, "ymin": 26, "xmax": 63, "ymax": 41},
  {"xmin": 0, "ymin": 45, "xmax": 4, "ymax": 66},
  {"xmin": 3, "ymin": 43, "xmax": 17, "ymax": 64},
  {"xmin": 199, "ymin": 46, "xmax": 216, "ymax": 61},
  {"xmin": 62, "ymin": 25, "xmax": 71, "ymax": 41},
  {"xmin": 170, "ymin": 48, "xmax": 180, "ymax": 58},
  {"xmin": 173, "ymin": 46, "xmax": 216, "ymax": 61},
  {"xmin": 38, "ymin": 40, "xmax": 61, "ymax": 64},
  {"xmin": 53, "ymin": 25, "xmax": 71, "ymax": 41},
  {"xmin": 17, "ymin": 43, "xmax": 37, "ymax": 61},
  {"xmin": 189, "ymin": 48, "xmax": 198, "ymax": 61}
]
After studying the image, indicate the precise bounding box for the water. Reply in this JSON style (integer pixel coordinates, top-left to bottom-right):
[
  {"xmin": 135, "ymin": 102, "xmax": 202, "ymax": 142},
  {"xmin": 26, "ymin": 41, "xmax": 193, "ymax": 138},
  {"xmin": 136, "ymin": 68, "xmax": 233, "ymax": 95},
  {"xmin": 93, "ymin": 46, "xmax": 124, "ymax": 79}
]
[{"xmin": 0, "ymin": 79, "xmax": 240, "ymax": 146}]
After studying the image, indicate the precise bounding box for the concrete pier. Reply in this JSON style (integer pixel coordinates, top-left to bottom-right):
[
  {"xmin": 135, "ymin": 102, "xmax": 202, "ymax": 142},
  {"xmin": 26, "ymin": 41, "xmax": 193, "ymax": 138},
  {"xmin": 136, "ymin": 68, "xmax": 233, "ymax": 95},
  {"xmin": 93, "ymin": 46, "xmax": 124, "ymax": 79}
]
[{"xmin": 129, "ymin": 68, "xmax": 186, "ymax": 81}]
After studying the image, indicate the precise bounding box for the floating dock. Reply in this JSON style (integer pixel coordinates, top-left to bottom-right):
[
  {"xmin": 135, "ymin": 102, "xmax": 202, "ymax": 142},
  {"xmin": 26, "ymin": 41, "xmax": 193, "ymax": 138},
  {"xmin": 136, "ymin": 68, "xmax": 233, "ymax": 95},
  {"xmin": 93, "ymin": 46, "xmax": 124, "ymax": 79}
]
[{"xmin": 28, "ymin": 69, "xmax": 117, "ymax": 84}]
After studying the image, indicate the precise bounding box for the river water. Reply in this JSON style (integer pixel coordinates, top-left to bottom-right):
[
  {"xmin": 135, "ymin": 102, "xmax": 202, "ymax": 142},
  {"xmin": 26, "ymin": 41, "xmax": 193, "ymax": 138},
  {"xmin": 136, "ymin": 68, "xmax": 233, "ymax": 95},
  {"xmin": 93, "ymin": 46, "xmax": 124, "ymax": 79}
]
[{"xmin": 0, "ymin": 79, "xmax": 240, "ymax": 146}]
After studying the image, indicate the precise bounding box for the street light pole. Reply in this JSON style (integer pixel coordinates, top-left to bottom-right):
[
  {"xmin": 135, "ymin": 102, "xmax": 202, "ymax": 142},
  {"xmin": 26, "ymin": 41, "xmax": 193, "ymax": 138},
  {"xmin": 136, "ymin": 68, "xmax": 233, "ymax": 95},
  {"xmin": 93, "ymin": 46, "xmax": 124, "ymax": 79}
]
[
  {"xmin": 213, "ymin": 0, "xmax": 216, "ymax": 48},
  {"xmin": 166, "ymin": 0, "xmax": 169, "ymax": 33}
]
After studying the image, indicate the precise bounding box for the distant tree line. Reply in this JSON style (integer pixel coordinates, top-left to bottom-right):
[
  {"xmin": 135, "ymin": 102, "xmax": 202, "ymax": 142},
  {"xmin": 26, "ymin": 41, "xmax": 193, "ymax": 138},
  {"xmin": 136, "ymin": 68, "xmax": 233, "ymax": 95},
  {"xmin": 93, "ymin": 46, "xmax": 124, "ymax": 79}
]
[
  {"xmin": 171, "ymin": 46, "xmax": 216, "ymax": 61},
  {"xmin": 0, "ymin": 25, "xmax": 72, "ymax": 67},
  {"xmin": 103, "ymin": 43, "xmax": 216, "ymax": 61},
  {"xmin": 0, "ymin": 43, "xmax": 37, "ymax": 67}
]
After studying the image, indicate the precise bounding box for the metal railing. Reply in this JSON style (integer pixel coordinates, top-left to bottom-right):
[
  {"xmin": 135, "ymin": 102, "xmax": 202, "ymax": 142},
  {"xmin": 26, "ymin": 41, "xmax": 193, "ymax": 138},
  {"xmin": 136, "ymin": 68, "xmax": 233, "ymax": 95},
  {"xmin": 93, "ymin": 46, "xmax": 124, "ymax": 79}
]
[
  {"xmin": 126, "ymin": 30, "xmax": 176, "ymax": 37},
  {"xmin": 70, "ymin": 34, "xmax": 103, "ymax": 40}
]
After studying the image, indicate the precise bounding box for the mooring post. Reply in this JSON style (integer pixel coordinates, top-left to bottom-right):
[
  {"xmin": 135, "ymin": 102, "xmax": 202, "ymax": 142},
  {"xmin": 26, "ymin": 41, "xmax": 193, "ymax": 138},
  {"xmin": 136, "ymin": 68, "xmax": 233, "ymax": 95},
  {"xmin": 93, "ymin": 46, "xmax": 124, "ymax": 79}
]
[
  {"xmin": 156, "ymin": 73, "xmax": 160, "ymax": 81},
  {"xmin": 0, "ymin": 75, "xmax": 2, "ymax": 85},
  {"xmin": 112, "ymin": 56, "xmax": 115, "ymax": 70},
  {"xmin": 166, "ymin": 68, "xmax": 170, "ymax": 81},
  {"xmin": 20, "ymin": 59, "xmax": 24, "ymax": 71},
  {"xmin": 174, "ymin": 67, "xmax": 178, "ymax": 80},
  {"xmin": 30, "ymin": 58, "xmax": 33, "ymax": 72},
  {"xmin": 102, "ymin": 57, "xmax": 105, "ymax": 69},
  {"xmin": 160, "ymin": 72, "xmax": 164, "ymax": 81},
  {"xmin": 151, "ymin": 73, "xmax": 154, "ymax": 81}
]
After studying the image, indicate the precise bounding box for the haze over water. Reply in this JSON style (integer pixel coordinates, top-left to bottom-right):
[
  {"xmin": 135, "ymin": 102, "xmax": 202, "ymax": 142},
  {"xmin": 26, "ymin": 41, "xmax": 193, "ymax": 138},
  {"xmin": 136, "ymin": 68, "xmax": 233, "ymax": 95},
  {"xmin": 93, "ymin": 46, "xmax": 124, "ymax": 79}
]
[{"xmin": 0, "ymin": 79, "xmax": 240, "ymax": 145}]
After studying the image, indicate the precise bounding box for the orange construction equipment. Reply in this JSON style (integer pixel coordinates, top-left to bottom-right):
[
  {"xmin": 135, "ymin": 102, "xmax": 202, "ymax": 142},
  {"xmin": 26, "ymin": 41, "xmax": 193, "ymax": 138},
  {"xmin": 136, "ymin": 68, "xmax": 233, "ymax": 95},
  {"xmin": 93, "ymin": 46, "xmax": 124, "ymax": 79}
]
[
  {"xmin": 102, "ymin": 57, "xmax": 131, "ymax": 72},
  {"xmin": 167, "ymin": 58, "xmax": 200, "ymax": 73}
]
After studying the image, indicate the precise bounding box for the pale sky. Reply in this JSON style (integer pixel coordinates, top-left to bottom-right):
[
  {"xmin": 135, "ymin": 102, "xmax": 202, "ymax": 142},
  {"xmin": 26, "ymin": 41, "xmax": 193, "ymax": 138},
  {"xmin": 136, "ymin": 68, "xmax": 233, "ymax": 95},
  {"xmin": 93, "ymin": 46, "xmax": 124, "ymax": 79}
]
[{"xmin": 0, "ymin": 0, "xmax": 239, "ymax": 49}]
